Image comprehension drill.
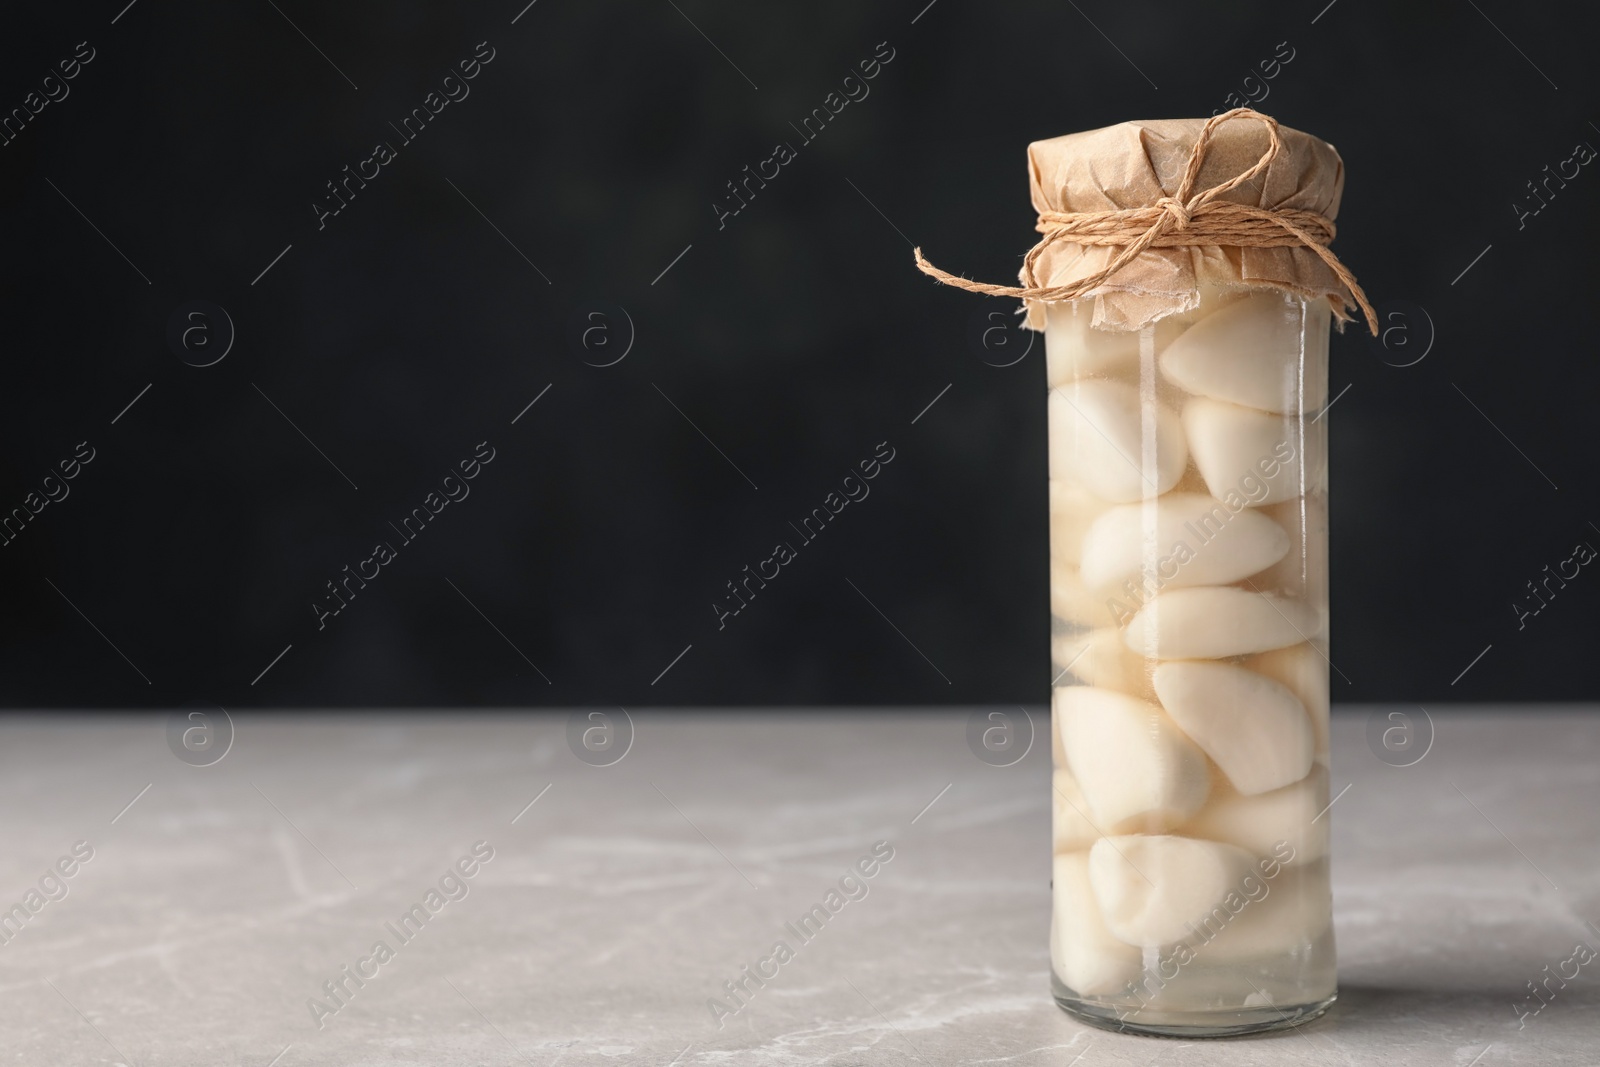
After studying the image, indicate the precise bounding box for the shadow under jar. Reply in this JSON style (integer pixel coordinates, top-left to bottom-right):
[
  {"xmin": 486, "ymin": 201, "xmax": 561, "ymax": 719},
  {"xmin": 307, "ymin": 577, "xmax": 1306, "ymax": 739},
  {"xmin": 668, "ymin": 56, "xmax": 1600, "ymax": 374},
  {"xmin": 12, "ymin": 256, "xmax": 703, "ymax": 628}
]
[{"xmin": 1047, "ymin": 285, "xmax": 1335, "ymax": 1037}]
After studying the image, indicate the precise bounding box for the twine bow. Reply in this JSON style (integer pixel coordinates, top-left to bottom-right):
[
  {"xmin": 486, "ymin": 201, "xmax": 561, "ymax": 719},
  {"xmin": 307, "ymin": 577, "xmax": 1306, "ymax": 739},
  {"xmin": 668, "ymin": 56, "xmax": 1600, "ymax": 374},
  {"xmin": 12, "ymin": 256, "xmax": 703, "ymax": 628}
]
[{"xmin": 913, "ymin": 108, "xmax": 1377, "ymax": 334}]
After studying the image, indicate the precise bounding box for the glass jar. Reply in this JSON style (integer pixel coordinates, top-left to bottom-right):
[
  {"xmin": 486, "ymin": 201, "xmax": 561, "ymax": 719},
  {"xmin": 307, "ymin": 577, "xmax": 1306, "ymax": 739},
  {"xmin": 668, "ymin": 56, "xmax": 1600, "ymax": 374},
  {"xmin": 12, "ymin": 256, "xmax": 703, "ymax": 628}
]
[{"xmin": 1046, "ymin": 284, "xmax": 1335, "ymax": 1037}]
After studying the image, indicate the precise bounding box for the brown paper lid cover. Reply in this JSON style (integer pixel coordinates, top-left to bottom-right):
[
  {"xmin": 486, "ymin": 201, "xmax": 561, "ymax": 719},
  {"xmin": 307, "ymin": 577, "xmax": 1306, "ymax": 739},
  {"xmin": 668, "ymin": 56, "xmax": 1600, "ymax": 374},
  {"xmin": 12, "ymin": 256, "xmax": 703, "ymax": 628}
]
[{"xmin": 1024, "ymin": 117, "xmax": 1351, "ymax": 330}]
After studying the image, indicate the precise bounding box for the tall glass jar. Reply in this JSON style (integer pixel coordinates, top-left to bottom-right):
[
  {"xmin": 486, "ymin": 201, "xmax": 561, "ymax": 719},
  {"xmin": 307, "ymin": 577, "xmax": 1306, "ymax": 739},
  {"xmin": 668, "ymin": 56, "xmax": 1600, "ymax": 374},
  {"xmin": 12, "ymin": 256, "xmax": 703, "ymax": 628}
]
[{"xmin": 1046, "ymin": 284, "xmax": 1334, "ymax": 1036}]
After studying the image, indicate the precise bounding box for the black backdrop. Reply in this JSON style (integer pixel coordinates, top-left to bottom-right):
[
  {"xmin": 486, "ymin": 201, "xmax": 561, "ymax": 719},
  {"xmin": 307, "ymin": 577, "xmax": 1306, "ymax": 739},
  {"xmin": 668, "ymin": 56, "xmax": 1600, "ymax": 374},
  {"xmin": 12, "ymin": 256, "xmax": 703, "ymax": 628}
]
[{"xmin": 1, "ymin": 0, "xmax": 1595, "ymax": 708}]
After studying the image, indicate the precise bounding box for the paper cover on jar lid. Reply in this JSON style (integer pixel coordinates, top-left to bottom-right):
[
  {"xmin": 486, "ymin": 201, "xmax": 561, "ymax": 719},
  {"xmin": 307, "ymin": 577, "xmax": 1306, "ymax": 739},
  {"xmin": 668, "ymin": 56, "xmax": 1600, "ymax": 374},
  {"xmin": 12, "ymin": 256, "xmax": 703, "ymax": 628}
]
[
  {"xmin": 1021, "ymin": 116, "xmax": 1351, "ymax": 331},
  {"xmin": 913, "ymin": 109, "xmax": 1378, "ymax": 345}
]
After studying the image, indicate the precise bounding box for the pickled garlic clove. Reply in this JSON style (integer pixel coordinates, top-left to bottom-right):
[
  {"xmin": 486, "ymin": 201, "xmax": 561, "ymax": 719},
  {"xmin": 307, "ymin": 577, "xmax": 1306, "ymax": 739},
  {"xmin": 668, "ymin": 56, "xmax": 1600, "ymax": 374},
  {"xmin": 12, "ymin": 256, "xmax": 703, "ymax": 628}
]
[
  {"xmin": 1157, "ymin": 292, "xmax": 1327, "ymax": 414},
  {"xmin": 1245, "ymin": 642, "xmax": 1331, "ymax": 757},
  {"xmin": 1181, "ymin": 398, "xmax": 1312, "ymax": 507},
  {"xmin": 1049, "ymin": 479, "xmax": 1112, "ymax": 567},
  {"xmin": 1088, "ymin": 834, "xmax": 1256, "ymax": 948},
  {"xmin": 1050, "ymin": 560, "xmax": 1114, "ymax": 628},
  {"xmin": 1055, "ymin": 686, "xmax": 1210, "ymax": 831},
  {"xmin": 1182, "ymin": 862, "xmax": 1334, "ymax": 962},
  {"xmin": 1052, "ymin": 627, "xmax": 1155, "ymax": 700},
  {"xmin": 1122, "ymin": 587, "xmax": 1320, "ymax": 660},
  {"xmin": 1048, "ymin": 381, "xmax": 1187, "ymax": 503},
  {"xmin": 1045, "ymin": 305, "xmax": 1141, "ymax": 386},
  {"xmin": 1052, "ymin": 851, "xmax": 1144, "ymax": 994},
  {"xmin": 1045, "ymin": 296, "xmax": 1205, "ymax": 389},
  {"xmin": 1182, "ymin": 764, "xmax": 1330, "ymax": 865},
  {"xmin": 1255, "ymin": 496, "xmax": 1330, "ymax": 628},
  {"xmin": 1078, "ymin": 492, "xmax": 1290, "ymax": 592},
  {"xmin": 1152, "ymin": 661, "xmax": 1315, "ymax": 795},
  {"xmin": 1052, "ymin": 769, "xmax": 1101, "ymax": 853}
]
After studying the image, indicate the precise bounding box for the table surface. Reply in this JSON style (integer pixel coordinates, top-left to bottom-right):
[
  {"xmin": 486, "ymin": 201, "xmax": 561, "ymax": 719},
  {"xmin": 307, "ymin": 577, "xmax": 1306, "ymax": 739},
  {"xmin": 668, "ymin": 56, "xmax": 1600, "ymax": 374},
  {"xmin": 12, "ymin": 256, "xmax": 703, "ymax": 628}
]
[{"xmin": 0, "ymin": 708, "xmax": 1595, "ymax": 1066}]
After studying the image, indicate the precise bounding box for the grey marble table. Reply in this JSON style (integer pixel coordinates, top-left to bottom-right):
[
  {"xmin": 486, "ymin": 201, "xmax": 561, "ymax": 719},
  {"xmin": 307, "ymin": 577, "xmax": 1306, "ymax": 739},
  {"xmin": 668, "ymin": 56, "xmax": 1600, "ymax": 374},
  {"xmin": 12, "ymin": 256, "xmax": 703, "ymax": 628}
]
[{"xmin": 0, "ymin": 708, "xmax": 1595, "ymax": 1066}]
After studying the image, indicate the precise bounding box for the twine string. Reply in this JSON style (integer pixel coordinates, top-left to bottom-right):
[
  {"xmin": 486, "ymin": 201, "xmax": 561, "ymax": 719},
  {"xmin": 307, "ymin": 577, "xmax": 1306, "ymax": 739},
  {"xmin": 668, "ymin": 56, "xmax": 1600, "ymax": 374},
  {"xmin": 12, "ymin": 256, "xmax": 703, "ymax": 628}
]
[{"xmin": 913, "ymin": 108, "xmax": 1377, "ymax": 334}]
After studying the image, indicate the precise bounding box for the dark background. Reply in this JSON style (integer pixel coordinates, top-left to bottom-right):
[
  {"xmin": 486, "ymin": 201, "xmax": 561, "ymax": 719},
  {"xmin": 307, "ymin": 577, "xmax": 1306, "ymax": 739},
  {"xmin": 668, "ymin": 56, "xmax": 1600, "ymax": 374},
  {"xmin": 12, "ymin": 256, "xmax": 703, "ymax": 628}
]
[{"xmin": 1, "ymin": 0, "xmax": 1595, "ymax": 708}]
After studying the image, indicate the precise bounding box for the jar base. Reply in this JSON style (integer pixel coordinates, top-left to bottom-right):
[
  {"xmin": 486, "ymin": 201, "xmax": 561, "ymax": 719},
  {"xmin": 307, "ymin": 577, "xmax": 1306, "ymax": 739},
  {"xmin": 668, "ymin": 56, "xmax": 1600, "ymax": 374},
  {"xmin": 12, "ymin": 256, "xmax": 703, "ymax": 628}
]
[{"xmin": 1052, "ymin": 989, "xmax": 1335, "ymax": 1039}]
